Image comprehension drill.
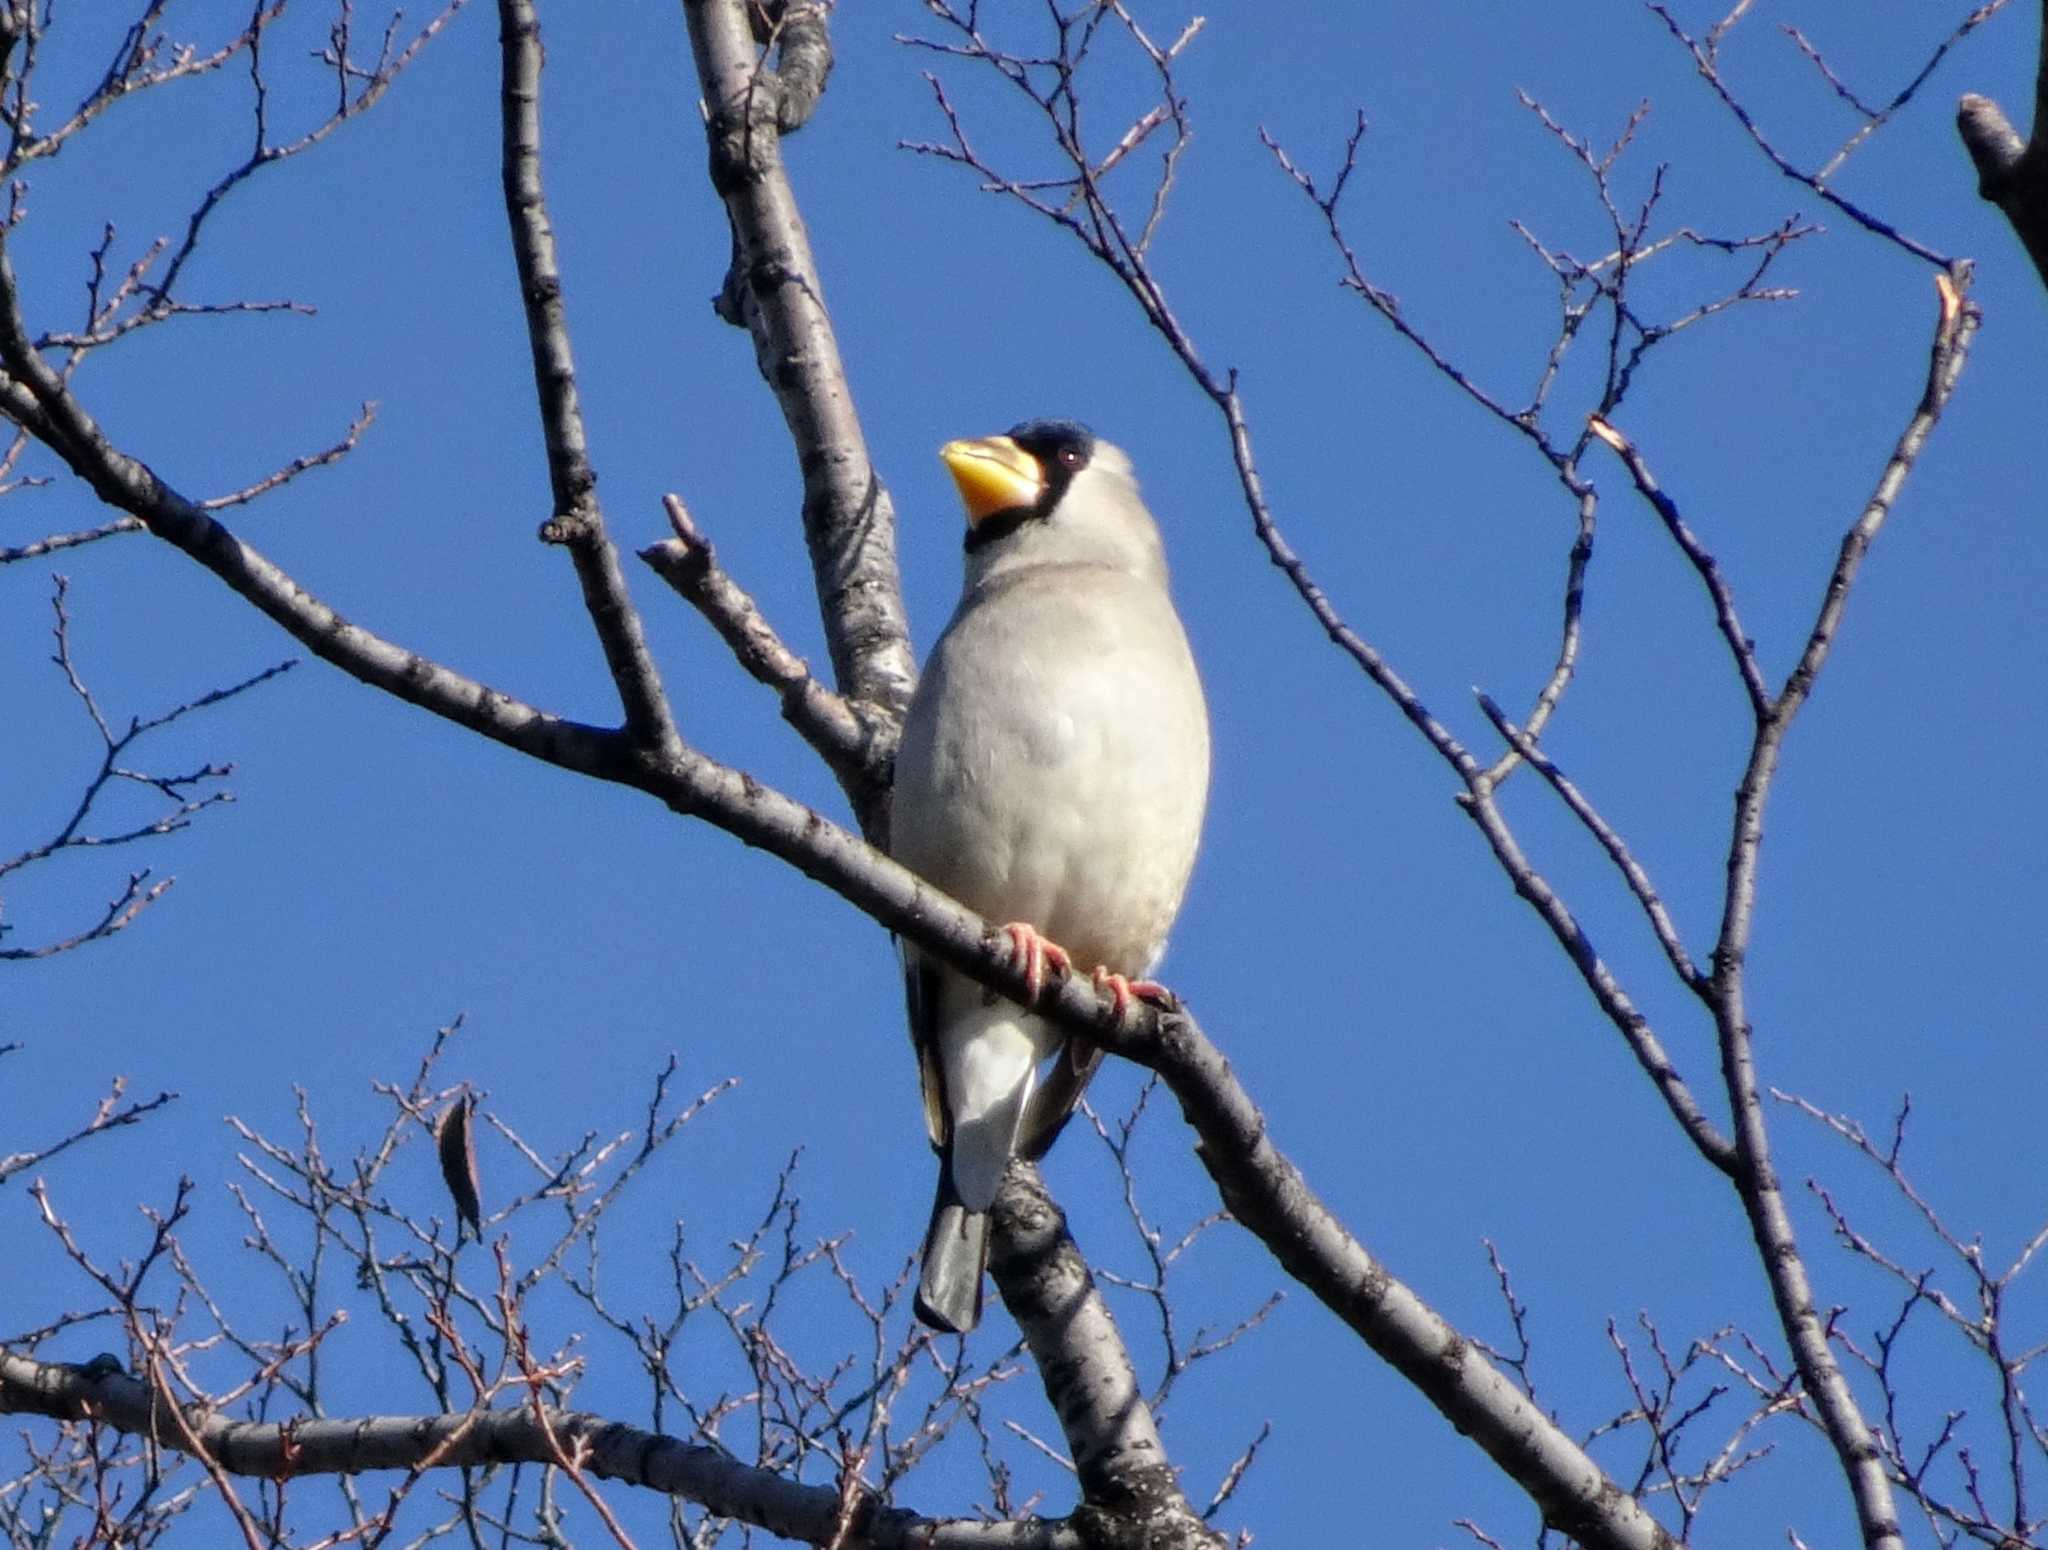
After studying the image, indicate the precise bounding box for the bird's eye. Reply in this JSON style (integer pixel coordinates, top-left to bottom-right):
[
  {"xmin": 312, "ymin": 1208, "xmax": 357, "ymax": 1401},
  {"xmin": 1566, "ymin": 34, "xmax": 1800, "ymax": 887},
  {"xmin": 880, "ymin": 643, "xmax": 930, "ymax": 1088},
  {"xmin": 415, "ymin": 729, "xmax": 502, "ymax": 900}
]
[{"xmin": 1057, "ymin": 447, "xmax": 1083, "ymax": 468}]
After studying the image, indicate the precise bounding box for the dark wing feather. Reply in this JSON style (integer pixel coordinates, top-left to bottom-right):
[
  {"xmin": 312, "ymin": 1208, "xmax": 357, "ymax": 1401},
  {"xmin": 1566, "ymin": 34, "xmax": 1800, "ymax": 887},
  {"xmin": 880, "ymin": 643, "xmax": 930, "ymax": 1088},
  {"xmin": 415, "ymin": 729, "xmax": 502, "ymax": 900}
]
[
  {"xmin": 902, "ymin": 945, "xmax": 951, "ymax": 1151},
  {"xmin": 1020, "ymin": 1035, "xmax": 1104, "ymax": 1160}
]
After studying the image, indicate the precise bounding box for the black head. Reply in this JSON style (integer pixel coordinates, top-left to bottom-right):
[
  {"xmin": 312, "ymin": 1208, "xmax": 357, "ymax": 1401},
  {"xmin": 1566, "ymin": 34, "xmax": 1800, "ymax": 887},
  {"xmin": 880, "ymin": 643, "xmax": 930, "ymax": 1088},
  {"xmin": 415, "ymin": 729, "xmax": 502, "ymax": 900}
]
[
  {"xmin": 1005, "ymin": 419, "xmax": 1097, "ymax": 488},
  {"xmin": 960, "ymin": 419, "xmax": 1097, "ymax": 554},
  {"xmin": 1009, "ymin": 422, "xmax": 1097, "ymax": 518}
]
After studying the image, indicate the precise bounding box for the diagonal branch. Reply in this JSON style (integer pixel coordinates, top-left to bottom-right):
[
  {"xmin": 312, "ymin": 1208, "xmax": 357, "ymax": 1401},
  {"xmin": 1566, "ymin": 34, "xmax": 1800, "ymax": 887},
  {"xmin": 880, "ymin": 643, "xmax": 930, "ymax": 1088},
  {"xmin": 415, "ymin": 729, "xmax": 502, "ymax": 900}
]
[
  {"xmin": 641, "ymin": 493, "xmax": 889, "ymax": 795},
  {"xmin": 1475, "ymin": 693, "xmax": 1706, "ymax": 994},
  {"xmin": 1456, "ymin": 765, "xmax": 1737, "ymax": 1175},
  {"xmin": 1587, "ymin": 415, "xmax": 1772, "ymax": 722},
  {"xmin": 1773, "ymin": 274, "xmax": 1980, "ymax": 724},
  {"xmin": 199, "ymin": 399, "xmax": 376, "ymax": 510},
  {"xmin": 0, "ymin": 1072, "xmax": 177, "ymax": 1184}
]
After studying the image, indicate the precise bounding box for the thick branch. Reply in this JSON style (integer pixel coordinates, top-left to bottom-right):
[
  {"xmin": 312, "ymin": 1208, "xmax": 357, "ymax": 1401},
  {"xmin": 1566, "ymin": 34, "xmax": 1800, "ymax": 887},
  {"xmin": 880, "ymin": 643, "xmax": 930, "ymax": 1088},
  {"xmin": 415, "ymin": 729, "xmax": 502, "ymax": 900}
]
[
  {"xmin": 1091, "ymin": 1003, "xmax": 1676, "ymax": 1550},
  {"xmin": 1957, "ymin": 0, "xmax": 2048, "ymax": 291},
  {"xmin": 990, "ymin": 1167, "xmax": 1221, "ymax": 1549},
  {"xmin": 0, "ymin": 1349, "xmax": 1078, "ymax": 1549},
  {"xmin": 679, "ymin": 0, "xmax": 913, "ymax": 823},
  {"xmin": 681, "ymin": 0, "xmax": 914, "ymax": 835}
]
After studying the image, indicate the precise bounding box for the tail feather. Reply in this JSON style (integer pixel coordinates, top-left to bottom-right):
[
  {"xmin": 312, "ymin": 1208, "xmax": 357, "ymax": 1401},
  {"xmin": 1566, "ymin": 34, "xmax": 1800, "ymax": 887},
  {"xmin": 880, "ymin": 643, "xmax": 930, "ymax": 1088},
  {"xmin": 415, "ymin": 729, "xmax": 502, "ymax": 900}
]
[
  {"xmin": 940, "ymin": 1000, "xmax": 1044, "ymax": 1212},
  {"xmin": 947, "ymin": 1062, "xmax": 1034, "ymax": 1213},
  {"xmin": 914, "ymin": 987, "xmax": 1059, "ymax": 1334},
  {"xmin": 916, "ymin": 1166, "xmax": 989, "ymax": 1333}
]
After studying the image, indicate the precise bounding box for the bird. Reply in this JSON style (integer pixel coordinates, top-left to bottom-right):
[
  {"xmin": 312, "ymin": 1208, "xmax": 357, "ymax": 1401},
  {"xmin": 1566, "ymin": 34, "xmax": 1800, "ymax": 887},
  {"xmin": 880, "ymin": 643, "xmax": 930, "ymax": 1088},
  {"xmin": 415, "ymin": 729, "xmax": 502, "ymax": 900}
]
[{"xmin": 890, "ymin": 419, "xmax": 1210, "ymax": 1334}]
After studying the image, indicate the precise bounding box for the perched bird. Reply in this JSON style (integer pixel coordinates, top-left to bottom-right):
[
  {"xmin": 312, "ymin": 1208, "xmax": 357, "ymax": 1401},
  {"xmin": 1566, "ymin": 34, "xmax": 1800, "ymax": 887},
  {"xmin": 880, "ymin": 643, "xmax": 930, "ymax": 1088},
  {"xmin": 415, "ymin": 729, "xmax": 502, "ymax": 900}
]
[{"xmin": 891, "ymin": 420, "xmax": 1210, "ymax": 1333}]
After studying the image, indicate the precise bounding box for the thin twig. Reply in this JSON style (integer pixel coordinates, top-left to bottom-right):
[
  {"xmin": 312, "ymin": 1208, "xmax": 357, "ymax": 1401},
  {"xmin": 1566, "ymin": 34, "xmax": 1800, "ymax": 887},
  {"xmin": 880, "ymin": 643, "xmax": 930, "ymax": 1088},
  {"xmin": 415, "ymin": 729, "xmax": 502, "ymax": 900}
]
[{"xmin": 497, "ymin": 0, "xmax": 678, "ymax": 758}]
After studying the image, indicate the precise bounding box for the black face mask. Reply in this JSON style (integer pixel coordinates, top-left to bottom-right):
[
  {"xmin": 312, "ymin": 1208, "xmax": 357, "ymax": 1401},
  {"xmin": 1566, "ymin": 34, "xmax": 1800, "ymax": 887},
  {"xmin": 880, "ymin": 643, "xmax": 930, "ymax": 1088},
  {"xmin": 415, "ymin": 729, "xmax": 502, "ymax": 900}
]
[{"xmin": 963, "ymin": 419, "xmax": 1098, "ymax": 553}]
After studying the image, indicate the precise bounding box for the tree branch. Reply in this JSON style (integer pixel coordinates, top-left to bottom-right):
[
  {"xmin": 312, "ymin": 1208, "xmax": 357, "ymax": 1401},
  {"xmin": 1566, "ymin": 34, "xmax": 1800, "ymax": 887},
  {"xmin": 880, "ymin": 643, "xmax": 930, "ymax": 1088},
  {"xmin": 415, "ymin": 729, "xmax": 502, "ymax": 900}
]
[
  {"xmin": 1585, "ymin": 416, "xmax": 1772, "ymax": 722},
  {"xmin": 681, "ymin": 0, "xmax": 914, "ymax": 835},
  {"xmin": 1958, "ymin": 0, "xmax": 2048, "ymax": 288},
  {"xmin": 1649, "ymin": 3, "xmax": 1959, "ymax": 268},
  {"xmin": 1474, "ymin": 693, "xmax": 1707, "ymax": 994},
  {"xmin": 0, "ymin": 1349, "xmax": 1084, "ymax": 1549},
  {"xmin": 0, "ymin": 1068, "xmax": 176, "ymax": 1185},
  {"xmin": 989, "ymin": 1167, "xmax": 1220, "ymax": 1548},
  {"xmin": 0, "ymin": 516, "xmax": 140, "ymax": 565},
  {"xmin": 0, "ymin": 238, "xmax": 1672, "ymax": 1544},
  {"xmin": 1698, "ymin": 271, "xmax": 1979, "ymax": 1550},
  {"xmin": 498, "ymin": 0, "xmax": 681, "ymax": 758},
  {"xmin": 641, "ymin": 492, "xmax": 890, "ymax": 798}
]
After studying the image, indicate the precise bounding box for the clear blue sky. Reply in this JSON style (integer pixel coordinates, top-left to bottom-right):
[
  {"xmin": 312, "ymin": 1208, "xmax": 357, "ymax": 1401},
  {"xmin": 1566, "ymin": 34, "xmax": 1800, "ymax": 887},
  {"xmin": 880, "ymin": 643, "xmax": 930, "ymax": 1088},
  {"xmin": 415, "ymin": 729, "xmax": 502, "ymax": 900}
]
[{"xmin": 4, "ymin": 4, "xmax": 2043, "ymax": 1544}]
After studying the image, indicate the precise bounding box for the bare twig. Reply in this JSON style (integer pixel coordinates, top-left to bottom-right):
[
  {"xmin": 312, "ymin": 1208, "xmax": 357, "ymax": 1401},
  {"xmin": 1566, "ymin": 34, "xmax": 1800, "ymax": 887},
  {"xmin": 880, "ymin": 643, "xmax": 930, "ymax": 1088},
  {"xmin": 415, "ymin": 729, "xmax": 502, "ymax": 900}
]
[
  {"xmin": 0, "ymin": 1068, "xmax": 177, "ymax": 1185},
  {"xmin": 1649, "ymin": 3, "xmax": 1966, "ymax": 267},
  {"xmin": 1584, "ymin": 415, "xmax": 1771, "ymax": 720},
  {"xmin": 1081, "ymin": 1083, "xmax": 1281, "ymax": 1418},
  {"xmin": 1474, "ymin": 693, "xmax": 1706, "ymax": 992},
  {"xmin": 149, "ymin": 1, "xmax": 469, "ymax": 310},
  {"xmin": 199, "ymin": 401, "xmax": 376, "ymax": 510},
  {"xmin": 0, "ymin": 514, "xmax": 142, "ymax": 563},
  {"xmin": 0, "ymin": 576, "xmax": 290, "ymax": 960}
]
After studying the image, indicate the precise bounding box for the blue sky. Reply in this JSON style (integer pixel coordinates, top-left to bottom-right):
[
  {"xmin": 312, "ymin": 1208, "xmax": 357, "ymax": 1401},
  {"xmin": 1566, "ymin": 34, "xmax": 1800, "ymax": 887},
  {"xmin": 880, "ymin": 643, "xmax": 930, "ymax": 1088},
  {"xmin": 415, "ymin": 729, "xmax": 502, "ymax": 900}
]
[{"xmin": 4, "ymin": 3, "xmax": 2044, "ymax": 1545}]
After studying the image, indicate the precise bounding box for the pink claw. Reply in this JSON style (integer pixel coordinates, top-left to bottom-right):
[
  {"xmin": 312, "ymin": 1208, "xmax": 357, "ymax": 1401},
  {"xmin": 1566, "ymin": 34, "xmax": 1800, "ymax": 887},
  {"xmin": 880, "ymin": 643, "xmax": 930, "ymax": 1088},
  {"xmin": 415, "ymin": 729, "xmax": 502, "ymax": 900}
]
[
  {"xmin": 1090, "ymin": 967, "xmax": 1173, "ymax": 1025},
  {"xmin": 1002, "ymin": 922, "xmax": 1071, "ymax": 1003}
]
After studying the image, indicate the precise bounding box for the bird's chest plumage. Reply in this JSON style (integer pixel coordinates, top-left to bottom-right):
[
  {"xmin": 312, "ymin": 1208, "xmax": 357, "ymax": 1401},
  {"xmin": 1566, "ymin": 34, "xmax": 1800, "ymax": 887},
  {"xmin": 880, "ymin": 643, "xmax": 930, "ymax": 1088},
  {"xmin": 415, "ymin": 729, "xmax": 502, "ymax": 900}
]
[{"xmin": 892, "ymin": 567, "xmax": 1209, "ymax": 975}]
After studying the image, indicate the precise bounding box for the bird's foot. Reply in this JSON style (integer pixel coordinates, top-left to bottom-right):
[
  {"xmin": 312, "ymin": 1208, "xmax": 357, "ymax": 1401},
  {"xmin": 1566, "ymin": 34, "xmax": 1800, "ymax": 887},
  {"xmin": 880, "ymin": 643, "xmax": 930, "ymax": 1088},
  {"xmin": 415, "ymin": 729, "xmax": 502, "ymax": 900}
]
[
  {"xmin": 1091, "ymin": 967, "xmax": 1176, "ymax": 1025},
  {"xmin": 1001, "ymin": 922, "xmax": 1071, "ymax": 1003}
]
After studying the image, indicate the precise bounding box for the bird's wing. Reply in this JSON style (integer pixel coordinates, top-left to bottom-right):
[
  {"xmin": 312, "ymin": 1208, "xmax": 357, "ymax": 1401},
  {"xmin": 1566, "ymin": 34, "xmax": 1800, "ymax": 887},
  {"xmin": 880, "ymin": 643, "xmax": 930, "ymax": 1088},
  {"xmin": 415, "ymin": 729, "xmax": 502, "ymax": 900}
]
[
  {"xmin": 1019, "ymin": 1034, "xmax": 1105, "ymax": 1160},
  {"xmin": 902, "ymin": 945, "xmax": 951, "ymax": 1152}
]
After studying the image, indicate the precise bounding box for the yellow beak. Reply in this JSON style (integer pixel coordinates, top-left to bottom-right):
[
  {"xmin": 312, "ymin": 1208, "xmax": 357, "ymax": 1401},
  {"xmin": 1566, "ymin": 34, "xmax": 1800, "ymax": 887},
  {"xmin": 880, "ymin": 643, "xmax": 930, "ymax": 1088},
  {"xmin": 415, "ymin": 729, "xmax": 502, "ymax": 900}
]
[{"xmin": 939, "ymin": 436, "xmax": 1045, "ymax": 525}]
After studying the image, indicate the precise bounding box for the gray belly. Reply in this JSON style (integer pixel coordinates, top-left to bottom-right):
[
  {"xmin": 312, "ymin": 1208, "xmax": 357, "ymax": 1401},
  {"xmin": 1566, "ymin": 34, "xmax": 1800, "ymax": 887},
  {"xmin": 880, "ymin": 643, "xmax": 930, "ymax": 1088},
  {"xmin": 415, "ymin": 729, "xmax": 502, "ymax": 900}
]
[{"xmin": 892, "ymin": 583, "xmax": 1209, "ymax": 975}]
